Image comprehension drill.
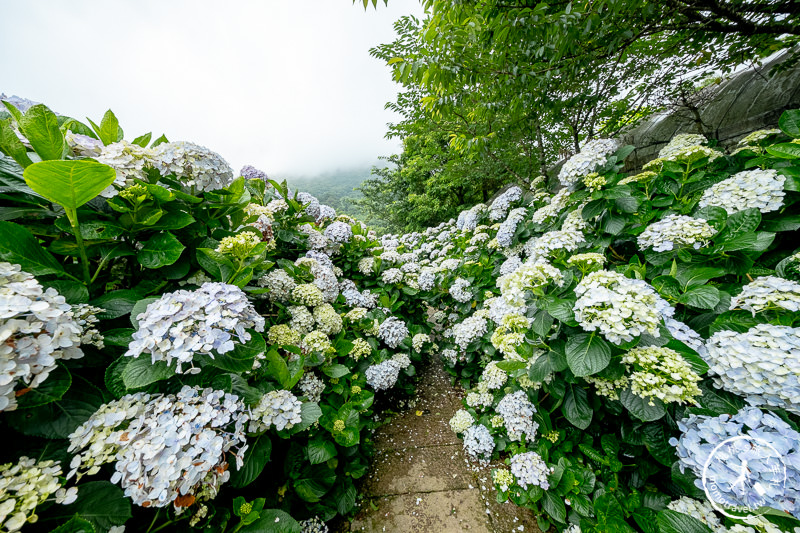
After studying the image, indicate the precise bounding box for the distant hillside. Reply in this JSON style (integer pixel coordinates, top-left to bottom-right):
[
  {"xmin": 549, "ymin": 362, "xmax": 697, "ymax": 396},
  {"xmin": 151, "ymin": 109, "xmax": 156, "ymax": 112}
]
[{"xmin": 279, "ymin": 166, "xmax": 373, "ymax": 221}]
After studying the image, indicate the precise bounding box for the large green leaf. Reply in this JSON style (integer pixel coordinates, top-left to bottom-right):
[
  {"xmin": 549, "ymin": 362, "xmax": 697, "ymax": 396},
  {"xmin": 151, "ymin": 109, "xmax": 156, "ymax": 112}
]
[
  {"xmin": 16, "ymin": 364, "xmax": 71, "ymax": 409},
  {"xmin": 657, "ymin": 510, "xmax": 713, "ymax": 533},
  {"xmin": 52, "ymin": 481, "xmax": 132, "ymax": 532},
  {"xmin": 563, "ymin": 384, "xmax": 593, "ymax": 430},
  {"xmin": 122, "ymin": 357, "xmax": 176, "ymax": 388},
  {"xmin": 779, "ymin": 109, "xmax": 800, "ymax": 138},
  {"xmin": 23, "ymin": 159, "xmax": 116, "ymax": 209},
  {"xmin": 91, "ymin": 289, "xmax": 140, "ymax": 319},
  {"xmin": 230, "ymin": 434, "xmax": 272, "ymax": 488},
  {"xmin": 0, "ymin": 119, "xmax": 33, "ymax": 167},
  {"xmin": 766, "ymin": 143, "xmax": 800, "ymax": 159},
  {"xmin": 294, "ymin": 402, "xmax": 322, "ymax": 432},
  {"xmin": 239, "ymin": 509, "xmax": 300, "ymax": 533},
  {"xmin": 566, "ymin": 333, "xmax": 611, "ymax": 377},
  {"xmin": 203, "ymin": 332, "xmax": 265, "ymax": 373},
  {"xmin": 136, "ymin": 232, "xmax": 185, "ymax": 269},
  {"xmin": 717, "ymin": 208, "xmax": 761, "ymax": 240},
  {"xmin": 49, "ymin": 516, "xmax": 95, "ymax": 533},
  {"xmin": 678, "ymin": 286, "xmax": 720, "ymax": 309},
  {"xmin": 619, "ymin": 388, "xmax": 666, "ymax": 421},
  {"xmin": 87, "ymin": 110, "xmax": 123, "ymax": 146},
  {"xmin": 0, "ymin": 221, "xmax": 64, "ymax": 275},
  {"xmin": 307, "ymin": 436, "xmax": 338, "ymax": 465},
  {"xmin": 292, "ymin": 464, "xmax": 336, "ymax": 502},
  {"xmin": 18, "ymin": 104, "xmax": 65, "ymax": 160}
]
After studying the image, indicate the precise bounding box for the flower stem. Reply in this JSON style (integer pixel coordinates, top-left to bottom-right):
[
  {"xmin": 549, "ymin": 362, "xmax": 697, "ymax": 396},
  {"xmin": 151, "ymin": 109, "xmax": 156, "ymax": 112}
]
[{"xmin": 65, "ymin": 207, "xmax": 91, "ymax": 285}]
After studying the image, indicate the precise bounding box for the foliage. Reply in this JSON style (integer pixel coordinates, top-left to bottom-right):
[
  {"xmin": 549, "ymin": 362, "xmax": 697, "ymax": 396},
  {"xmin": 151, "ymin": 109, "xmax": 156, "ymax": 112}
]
[{"xmin": 0, "ymin": 102, "xmax": 434, "ymax": 532}]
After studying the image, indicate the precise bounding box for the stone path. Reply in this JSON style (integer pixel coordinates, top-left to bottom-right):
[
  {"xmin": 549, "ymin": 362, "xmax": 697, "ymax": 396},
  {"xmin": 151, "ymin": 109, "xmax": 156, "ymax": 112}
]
[{"xmin": 336, "ymin": 356, "xmax": 544, "ymax": 533}]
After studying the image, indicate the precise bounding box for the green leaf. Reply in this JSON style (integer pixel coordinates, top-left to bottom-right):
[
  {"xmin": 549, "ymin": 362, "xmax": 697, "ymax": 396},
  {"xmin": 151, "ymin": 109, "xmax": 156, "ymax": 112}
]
[
  {"xmin": 565, "ymin": 333, "xmax": 611, "ymax": 377},
  {"xmin": 91, "ymin": 289, "xmax": 140, "ymax": 319},
  {"xmin": 542, "ymin": 490, "xmax": 567, "ymax": 524},
  {"xmin": 16, "ymin": 364, "xmax": 71, "ymax": 409},
  {"xmin": 619, "ymin": 388, "xmax": 666, "ymax": 421},
  {"xmin": 678, "ymin": 286, "xmax": 720, "ymax": 309},
  {"xmin": 41, "ymin": 280, "xmax": 88, "ymax": 304},
  {"xmin": 136, "ymin": 232, "xmax": 185, "ymax": 269},
  {"xmin": 122, "ymin": 357, "xmax": 176, "ymax": 388},
  {"xmin": 641, "ymin": 423, "xmax": 676, "ymax": 466},
  {"xmin": 766, "ymin": 143, "xmax": 800, "ymax": 159},
  {"xmin": 307, "ymin": 436, "xmax": 338, "ymax": 465},
  {"xmin": 292, "ymin": 464, "xmax": 336, "ymax": 502},
  {"xmin": 150, "ymin": 133, "xmax": 169, "ymax": 147},
  {"xmin": 294, "ymin": 402, "xmax": 322, "ymax": 432},
  {"xmin": 0, "ymin": 119, "xmax": 34, "ymax": 167},
  {"xmin": 657, "ymin": 510, "xmax": 713, "ymax": 533},
  {"xmin": 696, "ymin": 381, "xmax": 745, "ymax": 415},
  {"xmin": 18, "ymin": 104, "xmax": 65, "ymax": 160},
  {"xmin": 230, "ymin": 434, "xmax": 272, "ymax": 488},
  {"xmin": 0, "ymin": 221, "xmax": 64, "ymax": 275},
  {"xmin": 131, "ymin": 132, "xmax": 152, "ymax": 148},
  {"xmin": 88, "ymin": 109, "xmax": 123, "ymax": 145},
  {"xmin": 239, "ymin": 509, "xmax": 300, "ymax": 533},
  {"xmin": 104, "ymin": 357, "xmax": 129, "ymax": 398},
  {"xmin": 205, "ymin": 332, "xmax": 266, "ymax": 373},
  {"xmin": 52, "ymin": 481, "xmax": 132, "ymax": 532},
  {"xmin": 49, "ymin": 515, "xmax": 96, "ymax": 533},
  {"xmin": 6, "ymin": 379, "xmax": 104, "ymax": 438},
  {"xmin": 23, "ymin": 160, "xmax": 117, "ymax": 209},
  {"xmin": 563, "ymin": 384, "xmax": 593, "ymax": 429},
  {"xmin": 321, "ymin": 363, "xmax": 351, "ymax": 379},
  {"xmin": 717, "ymin": 208, "xmax": 761, "ymax": 240},
  {"xmin": 332, "ymin": 478, "xmax": 358, "ymax": 515},
  {"xmin": 779, "ymin": 109, "xmax": 800, "ymax": 137}
]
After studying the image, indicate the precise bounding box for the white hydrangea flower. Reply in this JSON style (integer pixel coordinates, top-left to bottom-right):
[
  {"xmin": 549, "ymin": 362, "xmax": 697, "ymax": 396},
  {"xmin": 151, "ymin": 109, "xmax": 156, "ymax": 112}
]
[
  {"xmin": 288, "ymin": 305, "xmax": 315, "ymax": 335},
  {"xmin": 664, "ymin": 317, "xmax": 708, "ymax": 357},
  {"xmin": 412, "ymin": 333, "xmax": 430, "ymax": 353},
  {"xmin": 313, "ymin": 303, "xmax": 343, "ymax": 336},
  {"xmin": 658, "ymin": 133, "xmax": 708, "ymax": 159},
  {"xmin": 0, "ymin": 457, "xmax": 77, "ymax": 532},
  {"xmin": 698, "ymin": 169, "xmax": 785, "ymax": 214},
  {"xmin": 497, "ymin": 259, "xmax": 564, "ymax": 306},
  {"xmin": 667, "ymin": 497, "xmax": 724, "ymax": 532},
  {"xmin": 365, "ymin": 359, "xmax": 402, "ymax": 391},
  {"xmin": 292, "ymin": 284, "xmax": 324, "ymax": 307},
  {"xmin": 481, "ymin": 361, "xmax": 507, "ymax": 390},
  {"xmin": 738, "ymin": 129, "xmax": 781, "ymax": 147},
  {"xmin": 392, "ymin": 352, "xmax": 411, "ymax": 370},
  {"xmin": 125, "ymin": 282, "xmax": 265, "ymax": 374},
  {"xmin": 705, "ymin": 324, "xmax": 800, "ymax": 411},
  {"xmin": 441, "ymin": 348, "xmax": 463, "ymax": 366},
  {"xmin": 584, "ymin": 375, "xmax": 629, "ymax": 401},
  {"xmin": 449, "ymin": 277, "xmax": 473, "ymax": 303},
  {"xmin": 496, "ymin": 391, "xmax": 538, "ymax": 442},
  {"xmin": 449, "ymin": 315, "xmax": 488, "ymax": 350},
  {"xmin": 65, "ymin": 130, "xmax": 104, "ymax": 157},
  {"xmin": 68, "ymin": 387, "xmax": 248, "ymax": 510},
  {"xmin": 381, "ymin": 268, "xmax": 403, "ymax": 284},
  {"xmin": 729, "ymin": 275, "xmax": 800, "ymax": 315},
  {"xmin": 297, "ymin": 373, "xmax": 325, "ymax": 403},
  {"xmin": 637, "ymin": 214, "xmax": 717, "ymax": 252},
  {"xmin": 496, "ymin": 207, "xmax": 527, "ymax": 248},
  {"xmin": 558, "ymin": 138, "xmax": 617, "ymax": 187},
  {"xmin": 622, "ymin": 346, "xmax": 702, "ymax": 406},
  {"xmin": 489, "ymin": 187, "xmax": 523, "ymax": 221},
  {"xmin": 323, "ymin": 221, "xmax": 352, "ymax": 244},
  {"xmin": 509, "ymin": 451, "xmax": 552, "ymax": 490},
  {"xmin": 573, "ymin": 270, "xmax": 673, "ymax": 344},
  {"xmin": 378, "ymin": 317, "xmax": 409, "ymax": 349},
  {"xmin": 524, "ymin": 229, "xmax": 585, "ymax": 260},
  {"xmin": 567, "ymin": 252, "xmax": 606, "ymax": 269},
  {"xmin": 484, "ymin": 296, "xmax": 526, "ymax": 325},
  {"xmin": 0, "ymin": 263, "xmax": 85, "ymax": 411},
  {"xmin": 257, "ymin": 269, "xmax": 297, "ymax": 302},
  {"xmin": 463, "ymin": 424, "xmax": 494, "ymax": 462},
  {"xmin": 531, "ymin": 188, "xmax": 574, "ymax": 225},
  {"xmin": 449, "ymin": 409, "xmax": 474, "ymax": 433},
  {"xmin": 95, "ymin": 140, "xmax": 150, "ymax": 197},
  {"xmin": 302, "ymin": 330, "xmax": 332, "ymax": 354},
  {"xmin": 149, "ymin": 141, "xmax": 234, "ymax": 193},
  {"xmin": 250, "ymin": 390, "xmax": 303, "ymax": 432}
]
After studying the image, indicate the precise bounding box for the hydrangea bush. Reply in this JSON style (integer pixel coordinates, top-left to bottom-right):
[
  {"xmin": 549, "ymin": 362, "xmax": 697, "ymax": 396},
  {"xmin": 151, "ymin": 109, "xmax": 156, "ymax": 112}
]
[{"xmin": 0, "ymin": 103, "xmax": 434, "ymax": 532}]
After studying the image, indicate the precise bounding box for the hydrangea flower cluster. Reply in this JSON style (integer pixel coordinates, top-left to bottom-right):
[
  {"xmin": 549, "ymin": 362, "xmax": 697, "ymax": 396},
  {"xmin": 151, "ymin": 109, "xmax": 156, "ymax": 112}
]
[
  {"xmin": 584, "ymin": 375, "xmax": 629, "ymax": 400},
  {"xmin": 573, "ymin": 270, "xmax": 672, "ymax": 344},
  {"xmin": 496, "ymin": 391, "xmax": 538, "ymax": 441},
  {"xmin": 670, "ymin": 406, "xmax": 800, "ymax": 518},
  {"xmin": 729, "ymin": 276, "xmax": 800, "ymax": 315},
  {"xmin": 509, "ymin": 451, "xmax": 552, "ymax": 490},
  {"xmin": 497, "ymin": 208, "xmax": 527, "ymax": 248},
  {"xmin": 299, "ymin": 516, "xmax": 329, "ymax": 533},
  {"xmin": 489, "ymin": 186, "xmax": 523, "ymax": 220},
  {"xmin": 637, "ymin": 214, "xmax": 717, "ymax": 252},
  {"xmin": 667, "ymin": 497, "xmax": 724, "ymax": 531},
  {"xmin": 258, "ymin": 269, "xmax": 297, "ymax": 302},
  {"xmin": 381, "ymin": 268, "xmax": 403, "ymax": 284},
  {"xmin": 323, "ymin": 221, "xmax": 353, "ymax": 244},
  {"xmin": 149, "ymin": 141, "xmax": 234, "ymax": 193},
  {"xmin": 449, "ymin": 277, "xmax": 473, "ymax": 303},
  {"xmin": 497, "ymin": 260, "xmax": 564, "ymax": 306},
  {"xmin": 558, "ymin": 138, "xmax": 617, "ymax": 187},
  {"xmin": 531, "ymin": 188, "xmax": 573, "ymax": 224},
  {"xmin": 349, "ymin": 338, "xmax": 372, "ymax": 361},
  {"xmin": 412, "ymin": 333, "xmax": 430, "ymax": 353},
  {"xmin": 0, "ymin": 262, "xmax": 85, "ymax": 411},
  {"xmin": 313, "ymin": 303, "xmax": 343, "ymax": 336},
  {"xmin": 449, "ymin": 315, "xmax": 488, "ymax": 350},
  {"xmin": 303, "ymin": 331, "xmax": 332, "ymax": 354},
  {"xmin": 289, "ymin": 305, "xmax": 315, "ymax": 335},
  {"xmin": 68, "ymin": 387, "xmax": 249, "ymax": 510},
  {"xmin": 492, "ymin": 468, "xmax": 515, "ymax": 492},
  {"xmin": 463, "ymin": 424, "xmax": 495, "ymax": 462},
  {"xmin": 738, "ymin": 129, "xmax": 781, "ymax": 147},
  {"xmin": 449, "ymin": 409, "xmax": 474, "ymax": 433},
  {"xmin": 292, "ymin": 284, "xmax": 324, "ymax": 307},
  {"xmin": 215, "ymin": 231, "xmax": 262, "ymax": 259},
  {"xmin": 125, "ymin": 282, "xmax": 265, "ymax": 374},
  {"xmin": 297, "ymin": 373, "xmax": 325, "ymax": 403},
  {"xmin": 365, "ymin": 359, "xmax": 402, "ymax": 391},
  {"xmin": 240, "ymin": 165, "xmax": 268, "ymax": 181},
  {"xmin": 698, "ymin": 169, "xmax": 785, "ymax": 214},
  {"xmin": 525, "ymin": 229, "xmax": 585, "ymax": 260},
  {"xmin": 267, "ymin": 324, "xmax": 301, "ymax": 347},
  {"xmin": 249, "ymin": 390, "xmax": 303, "ymax": 432},
  {"xmin": 0, "ymin": 457, "xmax": 78, "ymax": 532},
  {"xmin": 665, "ymin": 318, "xmax": 708, "ymax": 357},
  {"xmin": 481, "ymin": 361, "xmax": 507, "ymax": 390},
  {"xmin": 378, "ymin": 317, "xmax": 409, "ymax": 348},
  {"xmin": 622, "ymin": 346, "xmax": 702, "ymax": 406},
  {"xmin": 95, "ymin": 141, "xmax": 150, "ymax": 197},
  {"xmin": 657, "ymin": 133, "xmax": 708, "ymax": 159},
  {"xmin": 705, "ymin": 324, "xmax": 800, "ymax": 411}
]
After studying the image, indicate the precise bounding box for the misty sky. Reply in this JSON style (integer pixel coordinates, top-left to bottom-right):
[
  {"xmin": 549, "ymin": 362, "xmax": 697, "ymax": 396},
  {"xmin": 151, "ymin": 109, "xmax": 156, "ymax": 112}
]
[{"xmin": 1, "ymin": 0, "xmax": 424, "ymax": 177}]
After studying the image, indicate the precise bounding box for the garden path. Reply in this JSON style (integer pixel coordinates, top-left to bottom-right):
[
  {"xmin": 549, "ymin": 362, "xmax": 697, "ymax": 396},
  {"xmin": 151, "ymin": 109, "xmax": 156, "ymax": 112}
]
[{"xmin": 336, "ymin": 355, "xmax": 544, "ymax": 533}]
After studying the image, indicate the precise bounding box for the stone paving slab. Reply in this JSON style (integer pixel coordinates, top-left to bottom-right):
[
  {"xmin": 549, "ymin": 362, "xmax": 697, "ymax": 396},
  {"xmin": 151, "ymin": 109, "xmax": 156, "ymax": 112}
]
[
  {"xmin": 361, "ymin": 444, "xmax": 472, "ymax": 497},
  {"xmin": 350, "ymin": 489, "xmax": 492, "ymax": 532}
]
